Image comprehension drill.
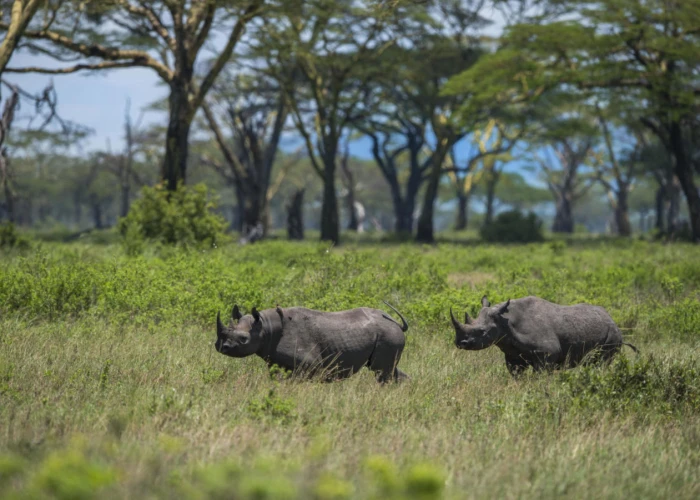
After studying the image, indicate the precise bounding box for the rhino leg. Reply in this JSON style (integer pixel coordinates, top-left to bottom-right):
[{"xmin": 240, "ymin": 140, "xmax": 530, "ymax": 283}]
[
  {"xmin": 369, "ymin": 345, "xmax": 405, "ymax": 384},
  {"xmin": 505, "ymin": 355, "xmax": 529, "ymax": 377},
  {"xmin": 394, "ymin": 368, "xmax": 410, "ymax": 382}
]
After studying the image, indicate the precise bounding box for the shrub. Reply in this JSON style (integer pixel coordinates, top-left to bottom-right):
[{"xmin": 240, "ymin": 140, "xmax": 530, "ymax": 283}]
[
  {"xmin": 117, "ymin": 183, "xmax": 226, "ymax": 250},
  {"xmin": 0, "ymin": 222, "xmax": 30, "ymax": 250},
  {"xmin": 480, "ymin": 210, "xmax": 544, "ymax": 243}
]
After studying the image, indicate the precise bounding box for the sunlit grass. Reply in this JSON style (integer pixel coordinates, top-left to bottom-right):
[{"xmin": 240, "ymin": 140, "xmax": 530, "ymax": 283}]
[{"xmin": 1, "ymin": 237, "xmax": 700, "ymax": 498}]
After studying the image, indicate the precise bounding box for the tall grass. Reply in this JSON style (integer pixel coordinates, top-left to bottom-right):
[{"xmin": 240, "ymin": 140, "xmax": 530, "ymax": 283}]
[{"xmin": 1, "ymin": 237, "xmax": 700, "ymax": 498}]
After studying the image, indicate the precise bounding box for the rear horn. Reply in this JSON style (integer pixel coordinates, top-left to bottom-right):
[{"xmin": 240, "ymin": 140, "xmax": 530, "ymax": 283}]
[
  {"xmin": 216, "ymin": 311, "xmax": 224, "ymax": 338},
  {"xmin": 450, "ymin": 307, "xmax": 462, "ymax": 329}
]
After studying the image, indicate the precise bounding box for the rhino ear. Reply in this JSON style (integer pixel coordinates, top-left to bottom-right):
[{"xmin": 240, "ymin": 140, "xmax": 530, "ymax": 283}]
[
  {"xmin": 232, "ymin": 304, "xmax": 242, "ymax": 321},
  {"xmin": 251, "ymin": 307, "xmax": 261, "ymax": 323},
  {"xmin": 495, "ymin": 299, "xmax": 510, "ymax": 316},
  {"xmin": 481, "ymin": 296, "xmax": 491, "ymax": 308}
]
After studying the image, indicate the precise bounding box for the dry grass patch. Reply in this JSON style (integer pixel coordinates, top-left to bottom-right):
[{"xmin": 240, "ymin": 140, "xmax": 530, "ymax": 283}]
[{"xmin": 447, "ymin": 271, "xmax": 497, "ymax": 289}]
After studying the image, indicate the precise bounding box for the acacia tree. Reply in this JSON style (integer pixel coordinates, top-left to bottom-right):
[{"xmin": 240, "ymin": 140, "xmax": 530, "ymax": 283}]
[
  {"xmin": 534, "ymin": 137, "xmax": 596, "ymax": 233},
  {"xmin": 592, "ymin": 109, "xmax": 645, "ymax": 237},
  {"xmin": 444, "ymin": 119, "xmax": 519, "ymax": 229},
  {"xmin": 257, "ymin": 0, "xmax": 397, "ymax": 244},
  {"xmin": 0, "ymin": 0, "xmax": 46, "ymax": 221},
  {"xmin": 355, "ymin": 109, "xmax": 432, "ymax": 235},
  {"xmin": 412, "ymin": 0, "xmax": 492, "ymax": 243},
  {"xmin": 2, "ymin": 0, "xmax": 264, "ymax": 191},
  {"xmin": 199, "ymin": 70, "xmax": 292, "ymax": 239},
  {"xmin": 443, "ymin": 0, "xmax": 700, "ymax": 241}
]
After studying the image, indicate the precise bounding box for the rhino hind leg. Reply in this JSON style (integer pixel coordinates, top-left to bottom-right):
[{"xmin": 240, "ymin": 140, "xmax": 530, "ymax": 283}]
[{"xmin": 368, "ymin": 344, "xmax": 406, "ymax": 384}]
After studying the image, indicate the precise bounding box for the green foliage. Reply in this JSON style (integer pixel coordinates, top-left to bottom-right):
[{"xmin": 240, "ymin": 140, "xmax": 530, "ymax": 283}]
[
  {"xmin": 247, "ymin": 386, "xmax": 297, "ymax": 424},
  {"xmin": 554, "ymin": 354, "xmax": 700, "ymax": 416},
  {"xmin": 480, "ymin": 210, "xmax": 544, "ymax": 243},
  {"xmin": 117, "ymin": 183, "xmax": 226, "ymax": 250},
  {"xmin": 0, "ymin": 222, "xmax": 30, "ymax": 250},
  {"xmin": 1, "ymin": 239, "xmax": 700, "ymax": 498},
  {"xmin": 0, "ymin": 439, "xmax": 116, "ymax": 499}
]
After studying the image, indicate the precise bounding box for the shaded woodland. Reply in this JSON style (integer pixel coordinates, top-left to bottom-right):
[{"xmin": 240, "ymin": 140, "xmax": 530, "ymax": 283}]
[{"xmin": 0, "ymin": 0, "xmax": 697, "ymax": 242}]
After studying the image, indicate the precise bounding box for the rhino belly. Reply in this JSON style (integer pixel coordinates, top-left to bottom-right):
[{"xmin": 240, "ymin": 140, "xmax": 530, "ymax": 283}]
[{"xmin": 269, "ymin": 334, "xmax": 375, "ymax": 378}]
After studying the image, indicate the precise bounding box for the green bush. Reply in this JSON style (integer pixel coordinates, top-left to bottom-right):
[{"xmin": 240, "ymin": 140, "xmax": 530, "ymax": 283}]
[
  {"xmin": 117, "ymin": 183, "xmax": 226, "ymax": 250},
  {"xmin": 480, "ymin": 210, "xmax": 544, "ymax": 243},
  {"xmin": 0, "ymin": 222, "xmax": 30, "ymax": 250}
]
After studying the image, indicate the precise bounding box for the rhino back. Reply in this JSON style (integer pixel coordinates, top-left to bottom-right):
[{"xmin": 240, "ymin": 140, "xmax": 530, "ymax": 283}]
[
  {"xmin": 264, "ymin": 307, "xmax": 403, "ymax": 374},
  {"xmin": 504, "ymin": 297, "xmax": 620, "ymax": 355}
]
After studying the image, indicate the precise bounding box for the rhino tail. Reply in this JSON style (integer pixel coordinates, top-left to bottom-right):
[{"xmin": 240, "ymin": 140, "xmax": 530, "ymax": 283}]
[
  {"xmin": 622, "ymin": 342, "xmax": 639, "ymax": 355},
  {"xmin": 382, "ymin": 301, "xmax": 409, "ymax": 332}
]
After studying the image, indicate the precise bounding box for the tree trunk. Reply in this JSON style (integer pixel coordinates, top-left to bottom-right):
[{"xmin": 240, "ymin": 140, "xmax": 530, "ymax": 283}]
[
  {"xmin": 667, "ymin": 179, "xmax": 680, "ymax": 236},
  {"xmin": 670, "ymin": 121, "xmax": 700, "ymax": 242},
  {"xmin": 120, "ymin": 182, "xmax": 130, "ymax": 218},
  {"xmin": 655, "ymin": 185, "xmax": 666, "ymax": 233},
  {"xmin": 484, "ymin": 182, "xmax": 497, "ymax": 226},
  {"xmin": 241, "ymin": 189, "xmax": 265, "ymax": 243},
  {"xmin": 0, "ymin": 157, "xmax": 14, "ymax": 223},
  {"xmin": 162, "ymin": 81, "xmax": 193, "ymax": 191},
  {"xmin": 455, "ymin": 191, "xmax": 469, "ymax": 230},
  {"xmin": 90, "ymin": 196, "xmax": 103, "ymax": 229},
  {"xmin": 552, "ymin": 193, "xmax": 574, "ymax": 233},
  {"xmin": 320, "ymin": 154, "xmax": 339, "ymax": 244},
  {"xmin": 416, "ymin": 145, "xmax": 448, "ymax": 243},
  {"xmin": 340, "ymin": 149, "xmax": 358, "ymax": 232},
  {"xmin": 287, "ymin": 189, "xmax": 304, "ymax": 240},
  {"xmin": 614, "ymin": 188, "xmax": 631, "ymax": 236}
]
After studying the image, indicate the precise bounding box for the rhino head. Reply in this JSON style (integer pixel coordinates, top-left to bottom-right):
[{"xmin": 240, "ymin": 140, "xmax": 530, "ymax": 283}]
[
  {"xmin": 215, "ymin": 304, "xmax": 264, "ymax": 358},
  {"xmin": 450, "ymin": 295, "xmax": 511, "ymax": 350}
]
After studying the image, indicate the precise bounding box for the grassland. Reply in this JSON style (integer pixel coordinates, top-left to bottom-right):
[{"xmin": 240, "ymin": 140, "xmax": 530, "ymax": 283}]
[{"xmin": 1, "ymin": 235, "xmax": 700, "ymax": 499}]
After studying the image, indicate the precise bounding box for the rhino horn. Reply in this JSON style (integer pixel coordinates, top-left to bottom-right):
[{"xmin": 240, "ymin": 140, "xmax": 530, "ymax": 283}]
[
  {"xmin": 464, "ymin": 311, "xmax": 472, "ymax": 324},
  {"xmin": 216, "ymin": 311, "xmax": 224, "ymax": 338},
  {"xmin": 450, "ymin": 307, "xmax": 463, "ymax": 330},
  {"xmin": 232, "ymin": 304, "xmax": 242, "ymax": 321},
  {"xmin": 481, "ymin": 296, "xmax": 491, "ymax": 308}
]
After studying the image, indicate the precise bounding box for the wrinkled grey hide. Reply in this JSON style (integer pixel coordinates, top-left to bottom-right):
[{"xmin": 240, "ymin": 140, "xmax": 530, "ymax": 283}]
[
  {"xmin": 215, "ymin": 302, "xmax": 409, "ymax": 383},
  {"xmin": 451, "ymin": 295, "xmax": 638, "ymax": 375}
]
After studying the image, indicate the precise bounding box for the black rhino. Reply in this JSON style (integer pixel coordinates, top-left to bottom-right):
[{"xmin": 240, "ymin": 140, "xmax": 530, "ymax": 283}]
[
  {"xmin": 215, "ymin": 302, "xmax": 409, "ymax": 383},
  {"xmin": 451, "ymin": 295, "xmax": 638, "ymax": 375}
]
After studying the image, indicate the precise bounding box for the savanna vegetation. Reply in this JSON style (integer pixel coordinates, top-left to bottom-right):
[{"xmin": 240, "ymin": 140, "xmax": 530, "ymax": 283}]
[
  {"xmin": 2, "ymin": 0, "xmax": 700, "ymax": 498},
  {"xmin": 1, "ymin": 235, "xmax": 700, "ymax": 498}
]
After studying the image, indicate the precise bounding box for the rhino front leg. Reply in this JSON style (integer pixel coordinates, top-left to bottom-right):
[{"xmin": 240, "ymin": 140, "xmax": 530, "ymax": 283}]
[{"xmin": 505, "ymin": 355, "xmax": 529, "ymax": 377}]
